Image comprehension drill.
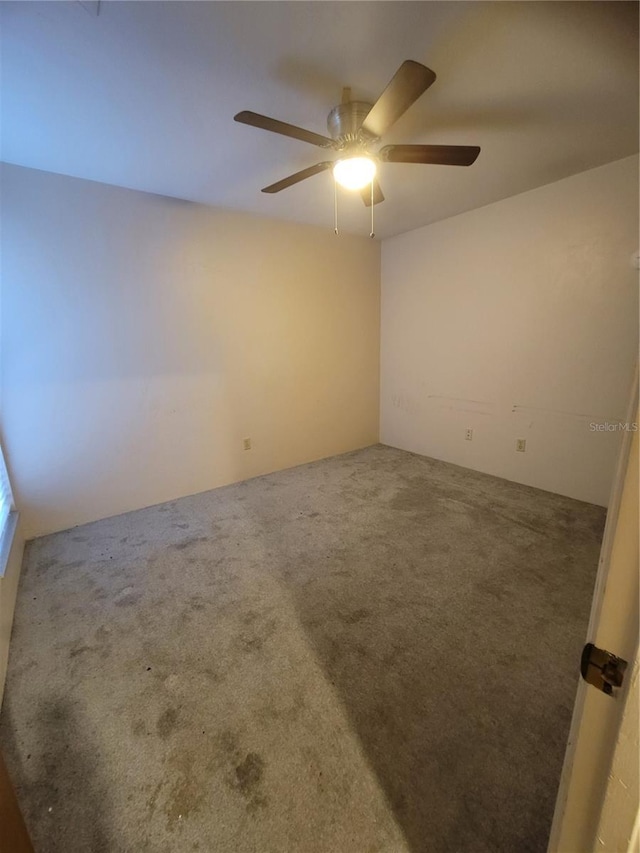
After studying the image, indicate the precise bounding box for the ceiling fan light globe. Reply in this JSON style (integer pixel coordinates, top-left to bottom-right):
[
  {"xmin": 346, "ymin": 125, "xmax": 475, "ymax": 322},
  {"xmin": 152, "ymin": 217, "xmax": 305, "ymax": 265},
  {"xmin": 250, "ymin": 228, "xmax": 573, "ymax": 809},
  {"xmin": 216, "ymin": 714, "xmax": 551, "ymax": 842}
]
[{"xmin": 333, "ymin": 157, "xmax": 376, "ymax": 191}]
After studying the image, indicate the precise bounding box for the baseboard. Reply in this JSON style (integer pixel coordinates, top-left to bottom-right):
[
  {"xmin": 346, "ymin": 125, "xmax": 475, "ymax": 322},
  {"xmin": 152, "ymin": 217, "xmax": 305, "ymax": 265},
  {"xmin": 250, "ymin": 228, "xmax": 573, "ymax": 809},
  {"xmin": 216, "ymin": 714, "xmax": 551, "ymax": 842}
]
[{"xmin": 0, "ymin": 520, "xmax": 25, "ymax": 707}]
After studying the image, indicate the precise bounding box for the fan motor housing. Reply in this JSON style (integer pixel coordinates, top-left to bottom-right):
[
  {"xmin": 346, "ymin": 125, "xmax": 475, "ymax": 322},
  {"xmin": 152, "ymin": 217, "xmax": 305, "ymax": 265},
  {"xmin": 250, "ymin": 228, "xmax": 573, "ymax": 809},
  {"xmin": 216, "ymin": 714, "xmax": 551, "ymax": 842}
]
[{"xmin": 327, "ymin": 101, "xmax": 376, "ymax": 147}]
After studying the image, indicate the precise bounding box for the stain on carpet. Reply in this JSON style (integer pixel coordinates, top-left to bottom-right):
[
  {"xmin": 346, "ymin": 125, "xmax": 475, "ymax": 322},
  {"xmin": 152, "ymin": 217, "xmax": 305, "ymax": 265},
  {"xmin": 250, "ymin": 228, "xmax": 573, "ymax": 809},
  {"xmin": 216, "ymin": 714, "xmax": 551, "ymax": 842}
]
[{"xmin": 157, "ymin": 707, "xmax": 180, "ymax": 739}]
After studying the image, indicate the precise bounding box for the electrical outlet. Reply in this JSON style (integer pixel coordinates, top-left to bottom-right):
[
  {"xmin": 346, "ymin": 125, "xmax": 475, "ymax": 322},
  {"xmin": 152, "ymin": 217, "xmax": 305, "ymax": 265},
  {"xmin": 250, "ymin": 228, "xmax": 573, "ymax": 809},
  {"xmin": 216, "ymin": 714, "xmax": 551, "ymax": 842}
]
[
  {"xmin": 465, "ymin": 428, "xmax": 473, "ymax": 441},
  {"xmin": 243, "ymin": 438, "xmax": 251, "ymax": 451},
  {"xmin": 516, "ymin": 439, "xmax": 526, "ymax": 452}
]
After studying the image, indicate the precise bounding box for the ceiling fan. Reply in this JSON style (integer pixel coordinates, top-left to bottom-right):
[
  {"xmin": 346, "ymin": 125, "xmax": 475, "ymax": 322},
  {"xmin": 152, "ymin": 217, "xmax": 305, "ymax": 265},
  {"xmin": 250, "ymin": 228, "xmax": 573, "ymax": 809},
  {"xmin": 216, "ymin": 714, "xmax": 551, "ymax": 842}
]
[{"xmin": 234, "ymin": 60, "xmax": 481, "ymax": 209}]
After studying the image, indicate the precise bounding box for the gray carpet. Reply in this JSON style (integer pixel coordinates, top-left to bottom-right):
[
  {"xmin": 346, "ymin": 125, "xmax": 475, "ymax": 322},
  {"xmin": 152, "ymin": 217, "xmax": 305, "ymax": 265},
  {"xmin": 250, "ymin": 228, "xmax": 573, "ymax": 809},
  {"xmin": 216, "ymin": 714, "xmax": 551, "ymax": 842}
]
[{"xmin": 0, "ymin": 445, "xmax": 604, "ymax": 853}]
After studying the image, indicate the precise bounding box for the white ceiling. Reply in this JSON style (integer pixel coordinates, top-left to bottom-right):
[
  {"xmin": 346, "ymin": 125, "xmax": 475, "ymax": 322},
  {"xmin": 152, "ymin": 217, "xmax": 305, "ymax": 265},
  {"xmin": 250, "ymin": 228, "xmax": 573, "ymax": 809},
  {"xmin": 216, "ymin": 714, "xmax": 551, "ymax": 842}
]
[{"xmin": 1, "ymin": 1, "xmax": 638, "ymax": 239}]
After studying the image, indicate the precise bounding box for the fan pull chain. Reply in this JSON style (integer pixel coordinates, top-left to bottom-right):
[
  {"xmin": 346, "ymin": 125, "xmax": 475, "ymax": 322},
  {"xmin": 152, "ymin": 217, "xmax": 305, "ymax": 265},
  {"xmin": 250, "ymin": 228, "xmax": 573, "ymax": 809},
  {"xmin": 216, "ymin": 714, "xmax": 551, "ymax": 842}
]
[
  {"xmin": 370, "ymin": 181, "xmax": 375, "ymax": 238},
  {"xmin": 334, "ymin": 178, "xmax": 339, "ymax": 235}
]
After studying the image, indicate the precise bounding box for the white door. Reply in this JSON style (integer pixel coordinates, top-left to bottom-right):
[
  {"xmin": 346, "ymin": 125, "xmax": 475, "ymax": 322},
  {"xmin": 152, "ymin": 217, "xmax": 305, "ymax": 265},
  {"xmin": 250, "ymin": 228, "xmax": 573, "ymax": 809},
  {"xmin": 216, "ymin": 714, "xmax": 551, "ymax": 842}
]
[{"xmin": 548, "ymin": 387, "xmax": 639, "ymax": 853}]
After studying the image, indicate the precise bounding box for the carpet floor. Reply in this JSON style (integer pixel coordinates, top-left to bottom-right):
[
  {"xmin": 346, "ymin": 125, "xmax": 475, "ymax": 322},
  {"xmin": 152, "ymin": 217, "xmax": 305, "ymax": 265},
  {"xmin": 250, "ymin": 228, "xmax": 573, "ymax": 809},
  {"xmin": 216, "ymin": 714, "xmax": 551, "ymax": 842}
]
[{"xmin": 0, "ymin": 445, "xmax": 604, "ymax": 853}]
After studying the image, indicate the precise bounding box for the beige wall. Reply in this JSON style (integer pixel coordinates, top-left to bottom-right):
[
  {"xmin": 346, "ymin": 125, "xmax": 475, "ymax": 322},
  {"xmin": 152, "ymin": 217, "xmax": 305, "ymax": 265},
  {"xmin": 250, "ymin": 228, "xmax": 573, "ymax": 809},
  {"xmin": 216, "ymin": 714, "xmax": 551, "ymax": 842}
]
[
  {"xmin": 1, "ymin": 164, "xmax": 380, "ymax": 538},
  {"xmin": 381, "ymin": 156, "xmax": 639, "ymax": 506},
  {"xmin": 0, "ymin": 521, "xmax": 25, "ymax": 704}
]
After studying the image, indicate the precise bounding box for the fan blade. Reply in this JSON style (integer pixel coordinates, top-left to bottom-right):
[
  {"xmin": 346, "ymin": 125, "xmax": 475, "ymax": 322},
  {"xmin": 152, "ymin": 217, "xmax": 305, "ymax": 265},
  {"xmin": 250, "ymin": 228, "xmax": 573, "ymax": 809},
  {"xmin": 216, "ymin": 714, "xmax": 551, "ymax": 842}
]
[
  {"xmin": 379, "ymin": 144, "xmax": 480, "ymax": 166},
  {"xmin": 361, "ymin": 179, "xmax": 385, "ymax": 207},
  {"xmin": 262, "ymin": 162, "xmax": 333, "ymax": 194},
  {"xmin": 361, "ymin": 61, "xmax": 436, "ymax": 139},
  {"xmin": 235, "ymin": 111, "xmax": 336, "ymax": 149}
]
